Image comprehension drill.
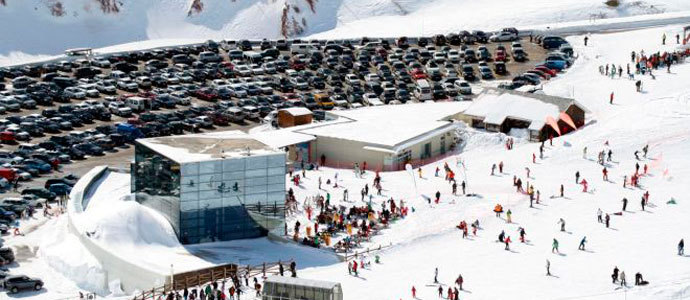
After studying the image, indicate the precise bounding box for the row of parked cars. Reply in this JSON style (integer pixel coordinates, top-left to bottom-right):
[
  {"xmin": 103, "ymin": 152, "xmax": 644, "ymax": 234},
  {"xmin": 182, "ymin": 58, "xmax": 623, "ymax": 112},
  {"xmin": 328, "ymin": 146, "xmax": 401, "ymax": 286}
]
[{"xmin": 503, "ymin": 35, "xmax": 574, "ymax": 89}]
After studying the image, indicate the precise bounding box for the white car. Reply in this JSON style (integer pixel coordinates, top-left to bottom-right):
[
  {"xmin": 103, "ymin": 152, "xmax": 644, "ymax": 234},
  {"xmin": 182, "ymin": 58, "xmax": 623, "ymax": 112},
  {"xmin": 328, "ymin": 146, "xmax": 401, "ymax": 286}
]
[
  {"xmin": 453, "ymin": 80, "xmax": 472, "ymax": 95},
  {"xmin": 235, "ymin": 65, "xmax": 252, "ymax": 77},
  {"xmin": 345, "ymin": 74, "xmax": 360, "ymax": 85},
  {"xmin": 95, "ymin": 81, "xmax": 116, "ymax": 94},
  {"xmin": 64, "ymin": 87, "xmax": 87, "ymax": 99},
  {"xmin": 108, "ymin": 101, "xmax": 132, "ymax": 116},
  {"xmin": 448, "ymin": 50, "xmax": 461, "ymax": 63},
  {"xmin": 92, "ymin": 59, "xmax": 111, "ymax": 68},
  {"xmin": 171, "ymin": 91, "xmax": 191, "ymax": 105},
  {"xmin": 250, "ymin": 64, "xmax": 264, "ymax": 75},
  {"xmin": 362, "ymin": 93, "xmax": 380, "ymax": 106},
  {"xmin": 117, "ymin": 79, "xmax": 139, "ymax": 92},
  {"xmin": 490, "ymin": 31, "xmax": 517, "ymax": 42},
  {"xmin": 194, "ymin": 116, "xmax": 213, "ymax": 128},
  {"xmin": 258, "ymin": 82, "xmax": 273, "ymax": 94}
]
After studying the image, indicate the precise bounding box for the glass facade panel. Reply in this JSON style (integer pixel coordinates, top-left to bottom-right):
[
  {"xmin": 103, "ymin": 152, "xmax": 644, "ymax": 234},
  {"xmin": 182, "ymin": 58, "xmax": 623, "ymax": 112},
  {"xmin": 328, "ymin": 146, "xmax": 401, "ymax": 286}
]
[{"xmin": 134, "ymin": 142, "xmax": 286, "ymax": 244}]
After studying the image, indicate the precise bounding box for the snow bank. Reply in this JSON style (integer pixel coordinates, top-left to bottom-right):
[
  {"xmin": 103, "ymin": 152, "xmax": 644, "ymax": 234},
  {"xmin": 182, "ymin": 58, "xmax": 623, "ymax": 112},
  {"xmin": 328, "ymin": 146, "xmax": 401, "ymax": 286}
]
[{"xmin": 40, "ymin": 217, "xmax": 109, "ymax": 294}]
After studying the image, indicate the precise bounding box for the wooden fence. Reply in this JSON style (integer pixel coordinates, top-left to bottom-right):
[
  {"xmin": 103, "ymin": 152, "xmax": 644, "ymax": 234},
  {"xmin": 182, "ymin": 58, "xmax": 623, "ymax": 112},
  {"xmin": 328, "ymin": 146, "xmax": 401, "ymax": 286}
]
[{"xmin": 132, "ymin": 260, "xmax": 293, "ymax": 300}]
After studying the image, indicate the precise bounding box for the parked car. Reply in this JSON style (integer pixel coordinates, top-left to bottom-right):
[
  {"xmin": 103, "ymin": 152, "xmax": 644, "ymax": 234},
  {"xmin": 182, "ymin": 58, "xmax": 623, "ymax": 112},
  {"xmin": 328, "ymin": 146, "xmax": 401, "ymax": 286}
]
[{"xmin": 3, "ymin": 275, "xmax": 43, "ymax": 293}]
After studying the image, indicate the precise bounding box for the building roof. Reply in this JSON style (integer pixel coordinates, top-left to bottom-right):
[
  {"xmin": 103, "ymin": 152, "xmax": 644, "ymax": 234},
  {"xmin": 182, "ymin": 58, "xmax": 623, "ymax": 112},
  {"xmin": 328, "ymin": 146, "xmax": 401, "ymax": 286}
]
[
  {"xmin": 464, "ymin": 88, "xmax": 585, "ymax": 129},
  {"xmin": 298, "ymin": 102, "xmax": 469, "ymax": 149},
  {"xmin": 279, "ymin": 107, "xmax": 312, "ymax": 117},
  {"xmin": 252, "ymin": 128, "xmax": 316, "ymax": 148},
  {"xmin": 264, "ymin": 276, "xmax": 341, "ymax": 290},
  {"xmin": 136, "ymin": 130, "xmax": 280, "ymax": 163}
]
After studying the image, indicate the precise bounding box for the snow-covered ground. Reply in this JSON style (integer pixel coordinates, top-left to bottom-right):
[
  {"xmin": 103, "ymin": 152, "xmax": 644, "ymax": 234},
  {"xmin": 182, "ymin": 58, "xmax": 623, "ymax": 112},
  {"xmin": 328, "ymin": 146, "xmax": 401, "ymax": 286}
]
[
  {"xmin": 292, "ymin": 24, "xmax": 690, "ymax": 300},
  {"xmin": 2, "ymin": 0, "xmax": 690, "ymax": 65}
]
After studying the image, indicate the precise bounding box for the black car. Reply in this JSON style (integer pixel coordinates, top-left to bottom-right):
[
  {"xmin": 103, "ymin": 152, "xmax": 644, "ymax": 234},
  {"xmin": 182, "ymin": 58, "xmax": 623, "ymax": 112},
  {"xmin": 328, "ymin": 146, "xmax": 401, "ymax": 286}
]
[
  {"xmin": 472, "ymin": 30, "xmax": 489, "ymax": 43},
  {"xmin": 462, "ymin": 65, "xmax": 476, "ymax": 81},
  {"xmin": 0, "ymin": 247, "xmax": 15, "ymax": 264},
  {"xmin": 432, "ymin": 84, "xmax": 446, "ymax": 100},
  {"xmin": 74, "ymin": 143, "xmax": 104, "ymax": 156},
  {"xmin": 21, "ymin": 188, "xmax": 57, "ymax": 201},
  {"xmin": 3, "ymin": 275, "xmax": 43, "ymax": 294}
]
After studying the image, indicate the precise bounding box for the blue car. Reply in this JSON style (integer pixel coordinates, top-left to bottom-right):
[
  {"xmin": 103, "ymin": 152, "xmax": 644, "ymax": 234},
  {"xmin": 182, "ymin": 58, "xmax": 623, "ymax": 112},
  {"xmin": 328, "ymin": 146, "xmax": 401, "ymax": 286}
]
[
  {"xmin": 23, "ymin": 159, "xmax": 52, "ymax": 173},
  {"xmin": 48, "ymin": 183, "xmax": 72, "ymax": 196},
  {"xmin": 0, "ymin": 207, "xmax": 16, "ymax": 221},
  {"xmin": 543, "ymin": 59, "xmax": 566, "ymax": 71}
]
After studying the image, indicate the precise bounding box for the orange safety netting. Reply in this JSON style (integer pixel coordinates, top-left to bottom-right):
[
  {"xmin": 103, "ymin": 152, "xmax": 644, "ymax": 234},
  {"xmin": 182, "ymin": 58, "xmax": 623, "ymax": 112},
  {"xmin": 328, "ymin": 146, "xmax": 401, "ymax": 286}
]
[
  {"xmin": 546, "ymin": 116, "xmax": 561, "ymax": 135},
  {"xmin": 559, "ymin": 112, "xmax": 577, "ymax": 130}
]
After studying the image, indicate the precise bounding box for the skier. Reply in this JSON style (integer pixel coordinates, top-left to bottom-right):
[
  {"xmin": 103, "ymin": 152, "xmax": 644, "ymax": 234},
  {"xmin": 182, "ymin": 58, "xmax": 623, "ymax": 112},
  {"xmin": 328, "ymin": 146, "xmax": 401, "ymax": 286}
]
[
  {"xmin": 622, "ymin": 198, "xmax": 628, "ymax": 211},
  {"xmin": 583, "ymin": 147, "xmax": 587, "ymax": 159},
  {"xmin": 581, "ymin": 178, "xmax": 588, "ymax": 193},
  {"xmin": 533, "ymin": 153, "xmax": 536, "ymax": 164},
  {"xmin": 642, "ymin": 144, "xmax": 648, "ymax": 157},
  {"xmin": 578, "ymin": 236, "xmax": 587, "ymax": 250},
  {"xmin": 662, "ymin": 33, "xmax": 666, "ymax": 45},
  {"xmin": 412, "ymin": 286, "xmax": 416, "ymax": 299},
  {"xmin": 504, "ymin": 235, "xmax": 512, "ymax": 250},
  {"xmin": 608, "ymin": 149, "xmax": 613, "ymax": 162},
  {"xmin": 435, "ymin": 191, "xmax": 441, "ymax": 204},
  {"xmin": 491, "ymin": 163, "xmax": 496, "ymax": 175},
  {"xmin": 603, "ymin": 167, "xmax": 608, "ymax": 181},
  {"xmin": 584, "ymin": 36, "xmax": 589, "ymax": 46},
  {"xmin": 641, "ymin": 197, "xmax": 646, "ymax": 211},
  {"xmin": 620, "ymin": 271, "xmax": 627, "ymax": 286},
  {"xmin": 605, "ymin": 213, "xmax": 611, "ymax": 228},
  {"xmin": 612, "ymin": 266, "xmax": 619, "ymax": 283},
  {"xmin": 456, "ymin": 274, "xmax": 464, "ymax": 290},
  {"xmin": 558, "ymin": 218, "xmax": 566, "ymax": 232},
  {"xmin": 679, "ymin": 239, "xmax": 685, "ymax": 255},
  {"xmin": 519, "ymin": 227, "xmax": 526, "ymax": 243},
  {"xmin": 434, "ymin": 267, "xmax": 439, "ymax": 283},
  {"xmin": 506, "ymin": 209, "xmax": 512, "ymax": 223},
  {"xmin": 560, "ymin": 184, "xmax": 564, "ymax": 198},
  {"xmin": 597, "ymin": 208, "xmax": 603, "ymax": 223},
  {"xmin": 452, "ymin": 182, "xmax": 457, "ymax": 195},
  {"xmin": 610, "ymin": 92, "xmax": 614, "ymax": 104},
  {"xmin": 498, "ymin": 230, "xmax": 505, "ymax": 243},
  {"xmin": 575, "ymin": 171, "xmax": 580, "ymax": 184},
  {"xmin": 552, "ymin": 238, "xmax": 560, "ymax": 253},
  {"xmin": 438, "ymin": 286, "xmax": 443, "ymax": 297},
  {"xmin": 546, "ymin": 259, "xmax": 551, "ymax": 276},
  {"xmin": 499, "ymin": 161, "xmax": 504, "ymax": 173}
]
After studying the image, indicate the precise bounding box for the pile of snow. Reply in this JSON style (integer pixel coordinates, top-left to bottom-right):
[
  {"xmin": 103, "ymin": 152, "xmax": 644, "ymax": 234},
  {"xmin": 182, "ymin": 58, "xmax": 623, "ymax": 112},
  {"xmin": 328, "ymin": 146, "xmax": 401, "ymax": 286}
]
[{"xmin": 39, "ymin": 217, "xmax": 109, "ymax": 294}]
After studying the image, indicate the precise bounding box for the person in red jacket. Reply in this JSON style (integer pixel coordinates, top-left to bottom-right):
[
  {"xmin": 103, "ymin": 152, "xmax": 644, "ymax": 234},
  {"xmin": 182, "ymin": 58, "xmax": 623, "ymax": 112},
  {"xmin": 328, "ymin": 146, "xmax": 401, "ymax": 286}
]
[
  {"xmin": 504, "ymin": 236, "xmax": 512, "ymax": 250},
  {"xmin": 412, "ymin": 286, "xmax": 416, "ymax": 298}
]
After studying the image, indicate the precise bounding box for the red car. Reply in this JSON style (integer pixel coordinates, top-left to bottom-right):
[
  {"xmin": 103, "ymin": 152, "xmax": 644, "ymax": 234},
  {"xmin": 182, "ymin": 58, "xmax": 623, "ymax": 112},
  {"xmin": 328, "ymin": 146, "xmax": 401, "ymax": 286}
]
[
  {"xmin": 193, "ymin": 88, "xmax": 218, "ymax": 101},
  {"xmin": 495, "ymin": 49, "xmax": 507, "ymax": 62},
  {"xmin": 0, "ymin": 131, "xmax": 15, "ymax": 144},
  {"xmin": 411, "ymin": 68, "xmax": 427, "ymax": 79},
  {"xmin": 535, "ymin": 65, "xmax": 557, "ymax": 77}
]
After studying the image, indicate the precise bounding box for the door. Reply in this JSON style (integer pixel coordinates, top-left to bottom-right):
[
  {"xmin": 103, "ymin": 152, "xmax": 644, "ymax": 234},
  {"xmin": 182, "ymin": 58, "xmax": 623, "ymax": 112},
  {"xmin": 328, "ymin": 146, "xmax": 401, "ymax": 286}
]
[
  {"xmin": 422, "ymin": 143, "xmax": 431, "ymax": 159},
  {"xmin": 440, "ymin": 136, "xmax": 446, "ymax": 155}
]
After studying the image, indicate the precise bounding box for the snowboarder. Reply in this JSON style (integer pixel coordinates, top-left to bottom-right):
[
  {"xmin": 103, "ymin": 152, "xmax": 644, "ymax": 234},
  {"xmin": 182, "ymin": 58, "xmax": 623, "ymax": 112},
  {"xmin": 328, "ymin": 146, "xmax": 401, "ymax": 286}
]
[
  {"xmin": 552, "ymin": 238, "xmax": 560, "ymax": 253},
  {"xmin": 679, "ymin": 239, "xmax": 685, "ymax": 256},
  {"xmin": 558, "ymin": 218, "xmax": 566, "ymax": 232},
  {"xmin": 622, "ymin": 198, "xmax": 628, "ymax": 211},
  {"xmin": 635, "ymin": 272, "xmax": 644, "ymax": 285},
  {"xmin": 546, "ymin": 259, "xmax": 551, "ymax": 276},
  {"xmin": 578, "ymin": 236, "xmax": 587, "ymax": 250}
]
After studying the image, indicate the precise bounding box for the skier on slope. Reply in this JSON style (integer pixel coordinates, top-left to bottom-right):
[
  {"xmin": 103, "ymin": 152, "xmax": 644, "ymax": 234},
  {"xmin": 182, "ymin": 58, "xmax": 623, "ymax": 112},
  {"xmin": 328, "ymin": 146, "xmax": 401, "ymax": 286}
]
[
  {"xmin": 552, "ymin": 238, "xmax": 560, "ymax": 253},
  {"xmin": 612, "ymin": 266, "xmax": 619, "ymax": 283},
  {"xmin": 575, "ymin": 171, "xmax": 580, "ymax": 184},
  {"xmin": 679, "ymin": 239, "xmax": 685, "ymax": 256},
  {"xmin": 557, "ymin": 218, "xmax": 566, "ymax": 232},
  {"xmin": 504, "ymin": 235, "xmax": 512, "ymax": 250},
  {"xmin": 455, "ymin": 274, "xmax": 464, "ymax": 290},
  {"xmin": 578, "ymin": 236, "xmax": 587, "ymax": 250},
  {"xmin": 498, "ymin": 230, "xmax": 505, "ymax": 243},
  {"xmin": 622, "ymin": 198, "xmax": 628, "ymax": 211},
  {"xmin": 519, "ymin": 227, "xmax": 526, "ymax": 243}
]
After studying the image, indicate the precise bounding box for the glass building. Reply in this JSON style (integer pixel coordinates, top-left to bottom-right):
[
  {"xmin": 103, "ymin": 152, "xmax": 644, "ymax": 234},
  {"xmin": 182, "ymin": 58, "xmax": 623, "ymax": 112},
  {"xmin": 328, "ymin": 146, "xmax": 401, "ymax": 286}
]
[{"xmin": 132, "ymin": 132, "xmax": 286, "ymax": 244}]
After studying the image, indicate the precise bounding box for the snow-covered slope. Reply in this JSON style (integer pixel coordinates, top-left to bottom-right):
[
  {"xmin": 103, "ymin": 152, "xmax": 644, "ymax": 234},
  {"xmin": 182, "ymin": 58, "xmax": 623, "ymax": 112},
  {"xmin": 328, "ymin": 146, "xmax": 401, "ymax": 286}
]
[{"xmin": 1, "ymin": 0, "xmax": 690, "ymax": 58}]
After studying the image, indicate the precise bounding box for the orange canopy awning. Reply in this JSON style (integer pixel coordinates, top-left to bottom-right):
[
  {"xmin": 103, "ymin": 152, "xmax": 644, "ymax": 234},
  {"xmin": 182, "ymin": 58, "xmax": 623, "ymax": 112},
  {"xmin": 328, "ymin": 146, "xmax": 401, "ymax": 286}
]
[
  {"xmin": 546, "ymin": 116, "xmax": 561, "ymax": 135},
  {"xmin": 559, "ymin": 112, "xmax": 577, "ymax": 130}
]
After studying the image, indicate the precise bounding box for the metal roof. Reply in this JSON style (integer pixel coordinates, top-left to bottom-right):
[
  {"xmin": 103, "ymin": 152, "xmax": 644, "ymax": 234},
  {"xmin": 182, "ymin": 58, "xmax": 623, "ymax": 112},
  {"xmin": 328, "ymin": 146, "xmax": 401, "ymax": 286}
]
[{"xmin": 264, "ymin": 276, "xmax": 341, "ymax": 290}]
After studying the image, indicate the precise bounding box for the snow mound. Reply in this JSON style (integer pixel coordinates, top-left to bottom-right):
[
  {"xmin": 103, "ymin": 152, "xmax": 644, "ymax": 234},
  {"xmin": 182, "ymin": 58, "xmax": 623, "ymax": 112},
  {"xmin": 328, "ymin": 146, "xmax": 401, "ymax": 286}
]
[{"xmin": 39, "ymin": 217, "xmax": 108, "ymax": 294}]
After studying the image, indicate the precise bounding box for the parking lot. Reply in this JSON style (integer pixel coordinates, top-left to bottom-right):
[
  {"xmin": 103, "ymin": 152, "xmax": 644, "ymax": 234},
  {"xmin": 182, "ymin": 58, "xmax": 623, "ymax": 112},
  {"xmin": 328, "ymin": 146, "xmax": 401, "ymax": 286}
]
[{"xmin": 0, "ymin": 31, "xmax": 569, "ymax": 200}]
